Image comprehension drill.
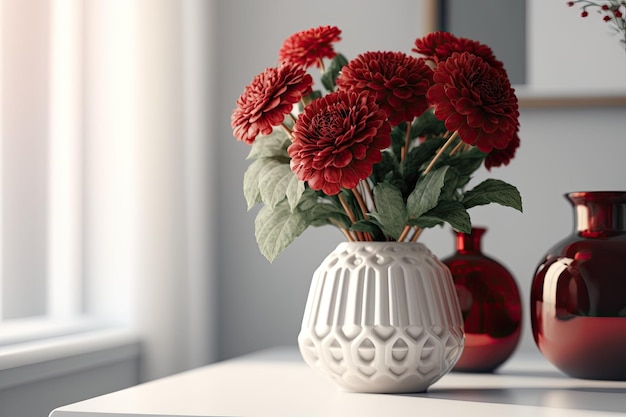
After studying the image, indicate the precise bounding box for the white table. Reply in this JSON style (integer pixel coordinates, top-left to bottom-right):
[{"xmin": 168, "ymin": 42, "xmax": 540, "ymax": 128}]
[{"xmin": 50, "ymin": 346, "xmax": 626, "ymax": 417}]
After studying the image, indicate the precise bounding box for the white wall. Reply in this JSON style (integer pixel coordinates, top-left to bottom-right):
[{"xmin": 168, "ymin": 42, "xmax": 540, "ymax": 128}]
[
  {"xmin": 215, "ymin": 0, "xmax": 626, "ymax": 360},
  {"xmin": 528, "ymin": 0, "xmax": 626, "ymax": 91}
]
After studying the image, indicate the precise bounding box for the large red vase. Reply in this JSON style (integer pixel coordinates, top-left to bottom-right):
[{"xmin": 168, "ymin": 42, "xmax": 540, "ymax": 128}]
[
  {"xmin": 531, "ymin": 191, "xmax": 626, "ymax": 380},
  {"xmin": 442, "ymin": 227, "xmax": 522, "ymax": 372}
]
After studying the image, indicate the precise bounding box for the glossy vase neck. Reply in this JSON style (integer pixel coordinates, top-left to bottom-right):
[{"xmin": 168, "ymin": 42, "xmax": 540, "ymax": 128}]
[
  {"xmin": 454, "ymin": 227, "xmax": 486, "ymax": 254},
  {"xmin": 567, "ymin": 191, "xmax": 626, "ymax": 237}
]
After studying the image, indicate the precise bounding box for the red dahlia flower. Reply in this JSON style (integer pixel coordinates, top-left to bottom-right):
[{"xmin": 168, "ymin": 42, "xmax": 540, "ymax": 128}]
[
  {"xmin": 336, "ymin": 51, "xmax": 433, "ymax": 126},
  {"xmin": 231, "ymin": 63, "xmax": 313, "ymax": 144},
  {"xmin": 413, "ymin": 31, "xmax": 504, "ymax": 71},
  {"xmin": 278, "ymin": 25, "xmax": 342, "ymax": 69},
  {"xmin": 427, "ymin": 52, "xmax": 519, "ymax": 153},
  {"xmin": 289, "ymin": 91, "xmax": 391, "ymax": 195},
  {"xmin": 485, "ymin": 129, "xmax": 520, "ymax": 170}
]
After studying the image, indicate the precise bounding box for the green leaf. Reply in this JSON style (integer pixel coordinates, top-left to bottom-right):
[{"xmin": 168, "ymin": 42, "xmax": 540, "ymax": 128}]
[
  {"xmin": 403, "ymin": 137, "xmax": 447, "ymax": 170},
  {"xmin": 407, "ymin": 166, "xmax": 449, "ymax": 218},
  {"xmin": 409, "ymin": 216, "xmax": 442, "ymax": 229},
  {"xmin": 411, "ymin": 108, "xmax": 447, "ymax": 138},
  {"xmin": 246, "ymin": 129, "xmax": 291, "ymax": 160},
  {"xmin": 462, "ymin": 179, "xmax": 523, "ymax": 212},
  {"xmin": 294, "ymin": 188, "xmax": 321, "ymax": 212},
  {"xmin": 307, "ymin": 203, "xmax": 349, "ymax": 227},
  {"xmin": 439, "ymin": 166, "xmax": 462, "ymax": 201},
  {"xmin": 321, "ymin": 53, "xmax": 349, "ymax": 92},
  {"xmin": 372, "ymin": 151, "xmax": 400, "ymax": 186},
  {"xmin": 449, "ymin": 146, "xmax": 486, "ymax": 177},
  {"xmin": 454, "ymin": 173, "xmax": 472, "ymax": 190},
  {"xmin": 259, "ymin": 163, "xmax": 298, "ymax": 210},
  {"xmin": 350, "ymin": 220, "xmax": 381, "ymax": 234},
  {"xmin": 286, "ymin": 176, "xmax": 306, "ymax": 211},
  {"xmin": 243, "ymin": 158, "xmax": 272, "ymax": 210},
  {"xmin": 243, "ymin": 158, "xmax": 282, "ymax": 209},
  {"xmin": 413, "ymin": 200, "xmax": 471, "ymax": 233},
  {"xmin": 372, "ymin": 183, "xmax": 407, "ymax": 240},
  {"xmin": 390, "ymin": 123, "xmax": 409, "ymax": 155},
  {"xmin": 296, "ymin": 191, "xmax": 348, "ymax": 227},
  {"xmin": 351, "ymin": 220, "xmax": 385, "ymax": 241},
  {"xmin": 255, "ymin": 200, "xmax": 309, "ymax": 262},
  {"xmin": 401, "ymin": 137, "xmax": 446, "ymax": 189}
]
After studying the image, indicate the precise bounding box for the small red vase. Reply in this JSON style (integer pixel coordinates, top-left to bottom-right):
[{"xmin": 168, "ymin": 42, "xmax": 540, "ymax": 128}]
[
  {"xmin": 442, "ymin": 227, "xmax": 522, "ymax": 372},
  {"xmin": 531, "ymin": 191, "xmax": 626, "ymax": 380}
]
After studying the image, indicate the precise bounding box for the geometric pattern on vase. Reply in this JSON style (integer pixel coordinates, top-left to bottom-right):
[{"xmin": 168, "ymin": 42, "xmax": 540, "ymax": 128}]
[{"xmin": 298, "ymin": 242, "xmax": 465, "ymax": 393}]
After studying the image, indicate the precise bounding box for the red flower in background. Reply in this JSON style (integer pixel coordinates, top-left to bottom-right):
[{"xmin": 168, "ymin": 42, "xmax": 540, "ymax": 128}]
[
  {"xmin": 279, "ymin": 25, "xmax": 342, "ymax": 69},
  {"xmin": 485, "ymin": 129, "xmax": 520, "ymax": 170},
  {"xmin": 289, "ymin": 91, "xmax": 391, "ymax": 195},
  {"xmin": 427, "ymin": 52, "xmax": 518, "ymax": 153},
  {"xmin": 567, "ymin": 1, "xmax": 626, "ymax": 51},
  {"xmin": 336, "ymin": 51, "xmax": 433, "ymax": 125},
  {"xmin": 231, "ymin": 63, "xmax": 313, "ymax": 144},
  {"xmin": 413, "ymin": 31, "xmax": 505, "ymax": 71}
]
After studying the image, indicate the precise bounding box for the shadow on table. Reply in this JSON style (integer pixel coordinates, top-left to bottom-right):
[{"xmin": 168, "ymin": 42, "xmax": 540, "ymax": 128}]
[{"xmin": 406, "ymin": 386, "xmax": 626, "ymax": 414}]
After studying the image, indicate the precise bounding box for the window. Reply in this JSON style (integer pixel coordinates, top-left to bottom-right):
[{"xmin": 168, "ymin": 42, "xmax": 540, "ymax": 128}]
[
  {"xmin": 0, "ymin": 0, "xmax": 217, "ymax": 382},
  {"xmin": 1, "ymin": 0, "xmax": 83, "ymax": 323}
]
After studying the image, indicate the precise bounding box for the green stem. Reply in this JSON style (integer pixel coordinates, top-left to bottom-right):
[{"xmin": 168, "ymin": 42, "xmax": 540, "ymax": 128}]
[
  {"xmin": 352, "ymin": 187, "xmax": 370, "ymax": 220},
  {"xmin": 401, "ymin": 121, "xmax": 412, "ymax": 161},
  {"xmin": 423, "ymin": 131, "xmax": 459, "ymax": 175},
  {"xmin": 330, "ymin": 218, "xmax": 355, "ymax": 242},
  {"xmin": 398, "ymin": 225, "xmax": 411, "ymax": 242},
  {"xmin": 318, "ymin": 58, "xmax": 326, "ymax": 74},
  {"xmin": 338, "ymin": 193, "xmax": 365, "ymax": 241},
  {"xmin": 410, "ymin": 227, "xmax": 423, "ymax": 242},
  {"xmin": 281, "ymin": 122, "xmax": 294, "ymax": 140}
]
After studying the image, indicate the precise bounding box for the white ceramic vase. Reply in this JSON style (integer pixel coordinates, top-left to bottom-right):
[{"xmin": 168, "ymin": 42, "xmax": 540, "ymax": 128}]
[{"xmin": 298, "ymin": 241, "xmax": 464, "ymax": 393}]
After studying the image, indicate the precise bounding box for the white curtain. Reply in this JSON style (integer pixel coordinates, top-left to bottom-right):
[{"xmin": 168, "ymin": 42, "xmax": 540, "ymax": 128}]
[
  {"xmin": 46, "ymin": 0, "xmax": 217, "ymax": 381},
  {"xmin": 81, "ymin": 0, "xmax": 217, "ymax": 381}
]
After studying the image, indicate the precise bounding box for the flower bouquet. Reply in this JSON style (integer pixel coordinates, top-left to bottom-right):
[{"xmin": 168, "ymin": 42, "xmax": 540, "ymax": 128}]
[{"xmin": 232, "ymin": 26, "xmax": 522, "ymax": 262}]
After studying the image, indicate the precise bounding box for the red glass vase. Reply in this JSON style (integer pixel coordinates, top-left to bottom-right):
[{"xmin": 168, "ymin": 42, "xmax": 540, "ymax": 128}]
[
  {"xmin": 531, "ymin": 191, "xmax": 626, "ymax": 380},
  {"xmin": 442, "ymin": 227, "xmax": 522, "ymax": 372}
]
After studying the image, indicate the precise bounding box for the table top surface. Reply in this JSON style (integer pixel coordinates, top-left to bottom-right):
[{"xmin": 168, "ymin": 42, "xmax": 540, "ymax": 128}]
[{"xmin": 50, "ymin": 346, "xmax": 626, "ymax": 417}]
